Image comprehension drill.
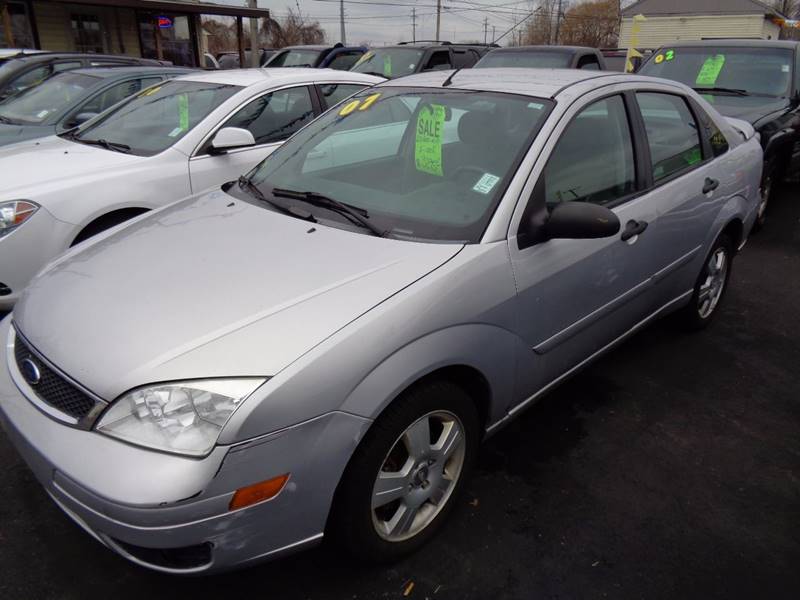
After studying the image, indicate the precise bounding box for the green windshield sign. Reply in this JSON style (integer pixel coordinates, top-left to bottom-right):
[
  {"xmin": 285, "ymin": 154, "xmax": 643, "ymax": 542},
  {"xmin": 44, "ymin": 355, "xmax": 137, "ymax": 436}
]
[
  {"xmin": 383, "ymin": 55, "xmax": 392, "ymax": 77},
  {"xmin": 415, "ymin": 104, "xmax": 446, "ymax": 176},
  {"xmin": 178, "ymin": 93, "xmax": 189, "ymax": 131},
  {"xmin": 696, "ymin": 55, "xmax": 726, "ymax": 86}
]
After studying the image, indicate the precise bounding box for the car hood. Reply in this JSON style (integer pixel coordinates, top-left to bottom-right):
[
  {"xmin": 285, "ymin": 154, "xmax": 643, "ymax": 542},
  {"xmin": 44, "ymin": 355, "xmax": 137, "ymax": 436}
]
[
  {"xmin": 13, "ymin": 189, "xmax": 463, "ymax": 401},
  {"xmin": 0, "ymin": 123, "xmax": 54, "ymax": 147},
  {"xmin": 697, "ymin": 94, "xmax": 791, "ymax": 128},
  {"xmin": 0, "ymin": 135, "xmax": 141, "ymax": 198}
]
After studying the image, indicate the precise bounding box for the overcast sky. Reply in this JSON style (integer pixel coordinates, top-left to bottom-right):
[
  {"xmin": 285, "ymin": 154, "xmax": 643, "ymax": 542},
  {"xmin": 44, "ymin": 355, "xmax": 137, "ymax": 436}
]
[{"xmin": 249, "ymin": 0, "xmax": 548, "ymax": 46}]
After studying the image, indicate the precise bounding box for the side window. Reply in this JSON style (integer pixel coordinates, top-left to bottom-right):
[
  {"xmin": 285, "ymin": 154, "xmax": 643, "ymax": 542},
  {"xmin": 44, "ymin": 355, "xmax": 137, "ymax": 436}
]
[
  {"xmin": 327, "ymin": 52, "xmax": 362, "ymax": 71},
  {"xmin": 81, "ymin": 79, "xmax": 144, "ymax": 114},
  {"xmin": 577, "ymin": 55, "xmax": 600, "ymax": 70},
  {"xmin": 225, "ymin": 86, "xmax": 315, "ymax": 145},
  {"xmin": 53, "ymin": 61, "xmax": 82, "ymax": 73},
  {"xmin": 452, "ymin": 50, "xmax": 472, "ymax": 68},
  {"xmin": 319, "ymin": 83, "xmax": 367, "ymax": 109},
  {"xmin": 637, "ymin": 92, "xmax": 703, "ymax": 182},
  {"xmin": 693, "ymin": 102, "xmax": 729, "ymax": 158},
  {"xmin": 543, "ymin": 95, "xmax": 636, "ymax": 206},
  {"xmin": 425, "ymin": 51, "xmax": 452, "ymax": 71}
]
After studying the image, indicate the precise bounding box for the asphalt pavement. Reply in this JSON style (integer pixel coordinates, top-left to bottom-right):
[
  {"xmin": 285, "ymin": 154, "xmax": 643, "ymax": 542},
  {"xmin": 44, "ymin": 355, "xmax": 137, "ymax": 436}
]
[{"xmin": 1, "ymin": 186, "xmax": 798, "ymax": 600}]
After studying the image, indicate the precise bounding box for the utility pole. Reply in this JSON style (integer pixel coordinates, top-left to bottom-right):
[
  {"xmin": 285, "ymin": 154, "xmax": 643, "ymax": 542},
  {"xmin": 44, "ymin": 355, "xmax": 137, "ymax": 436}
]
[
  {"xmin": 248, "ymin": 0, "xmax": 259, "ymax": 67},
  {"xmin": 412, "ymin": 7, "xmax": 416, "ymax": 43},
  {"xmin": 492, "ymin": 25, "xmax": 496, "ymax": 43},
  {"xmin": 339, "ymin": 0, "xmax": 346, "ymax": 44},
  {"xmin": 483, "ymin": 16, "xmax": 488, "ymax": 44},
  {"xmin": 554, "ymin": 0, "xmax": 563, "ymax": 44},
  {"xmin": 435, "ymin": 0, "xmax": 441, "ymax": 41}
]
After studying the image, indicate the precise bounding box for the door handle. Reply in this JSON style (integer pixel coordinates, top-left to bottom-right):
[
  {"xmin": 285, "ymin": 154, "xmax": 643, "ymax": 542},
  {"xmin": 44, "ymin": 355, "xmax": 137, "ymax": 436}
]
[
  {"xmin": 621, "ymin": 219, "xmax": 648, "ymax": 242},
  {"xmin": 702, "ymin": 177, "xmax": 720, "ymax": 194}
]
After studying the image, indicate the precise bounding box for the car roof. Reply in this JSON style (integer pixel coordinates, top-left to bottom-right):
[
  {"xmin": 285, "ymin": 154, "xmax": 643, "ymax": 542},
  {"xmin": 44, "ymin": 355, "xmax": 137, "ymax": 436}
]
[
  {"xmin": 656, "ymin": 39, "xmax": 799, "ymax": 49},
  {"xmin": 375, "ymin": 68, "xmax": 670, "ymax": 98},
  {"xmin": 491, "ymin": 45, "xmax": 597, "ymax": 53},
  {"xmin": 176, "ymin": 67, "xmax": 383, "ymax": 87}
]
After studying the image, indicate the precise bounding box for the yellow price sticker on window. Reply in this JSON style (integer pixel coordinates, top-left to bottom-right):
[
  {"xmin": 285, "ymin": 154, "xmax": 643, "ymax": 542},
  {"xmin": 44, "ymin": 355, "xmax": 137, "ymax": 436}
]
[
  {"xmin": 338, "ymin": 93, "xmax": 381, "ymax": 116},
  {"xmin": 139, "ymin": 85, "xmax": 161, "ymax": 97}
]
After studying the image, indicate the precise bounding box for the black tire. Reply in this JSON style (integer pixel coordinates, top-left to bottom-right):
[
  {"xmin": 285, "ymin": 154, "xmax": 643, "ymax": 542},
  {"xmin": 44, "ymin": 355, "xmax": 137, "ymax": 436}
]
[
  {"xmin": 328, "ymin": 380, "xmax": 480, "ymax": 563},
  {"xmin": 753, "ymin": 159, "xmax": 781, "ymax": 232},
  {"xmin": 678, "ymin": 233, "xmax": 734, "ymax": 331}
]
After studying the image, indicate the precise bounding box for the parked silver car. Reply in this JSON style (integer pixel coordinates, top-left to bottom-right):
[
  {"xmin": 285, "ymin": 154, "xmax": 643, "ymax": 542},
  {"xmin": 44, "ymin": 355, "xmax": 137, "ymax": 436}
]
[{"xmin": 0, "ymin": 69, "xmax": 762, "ymax": 574}]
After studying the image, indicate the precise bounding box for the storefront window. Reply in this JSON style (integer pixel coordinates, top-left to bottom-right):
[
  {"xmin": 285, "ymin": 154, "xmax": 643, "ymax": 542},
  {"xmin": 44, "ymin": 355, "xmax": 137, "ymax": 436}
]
[
  {"xmin": 0, "ymin": 1, "xmax": 35, "ymax": 49},
  {"xmin": 71, "ymin": 14, "xmax": 104, "ymax": 53},
  {"xmin": 138, "ymin": 12, "xmax": 196, "ymax": 67}
]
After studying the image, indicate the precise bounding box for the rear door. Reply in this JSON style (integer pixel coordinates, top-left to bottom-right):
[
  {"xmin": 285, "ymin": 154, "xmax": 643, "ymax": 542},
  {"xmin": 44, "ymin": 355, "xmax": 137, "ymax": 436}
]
[
  {"xmin": 189, "ymin": 85, "xmax": 320, "ymax": 192},
  {"xmin": 631, "ymin": 90, "xmax": 727, "ymax": 304}
]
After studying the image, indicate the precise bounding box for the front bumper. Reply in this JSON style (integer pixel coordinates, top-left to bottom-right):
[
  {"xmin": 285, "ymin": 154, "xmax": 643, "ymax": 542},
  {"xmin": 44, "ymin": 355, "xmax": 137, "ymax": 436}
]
[{"xmin": 0, "ymin": 316, "xmax": 371, "ymax": 573}]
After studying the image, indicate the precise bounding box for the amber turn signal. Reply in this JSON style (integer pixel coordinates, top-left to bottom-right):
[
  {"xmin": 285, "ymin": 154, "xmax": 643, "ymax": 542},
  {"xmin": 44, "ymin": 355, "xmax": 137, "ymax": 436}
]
[{"xmin": 229, "ymin": 474, "xmax": 290, "ymax": 511}]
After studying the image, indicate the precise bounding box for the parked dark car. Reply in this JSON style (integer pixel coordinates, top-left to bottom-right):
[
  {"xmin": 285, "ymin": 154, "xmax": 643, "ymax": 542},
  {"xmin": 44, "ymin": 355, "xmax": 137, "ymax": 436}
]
[
  {"xmin": 350, "ymin": 41, "xmax": 495, "ymax": 79},
  {"xmin": 475, "ymin": 45, "xmax": 607, "ymax": 70},
  {"xmin": 0, "ymin": 51, "xmax": 169, "ymax": 101},
  {"xmin": 601, "ymin": 48, "xmax": 652, "ymax": 72},
  {"xmin": 0, "ymin": 66, "xmax": 191, "ymax": 147},
  {"xmin": 213, "ymin": 48, "xmax": 277, "ymax": 69},
  {"xmin": 639, "ymin": 40, "xmax": 800, "ymax": 228},
  {"xmin": 264, "ymin": 43, "xmax": 366, "ymax": 70}
]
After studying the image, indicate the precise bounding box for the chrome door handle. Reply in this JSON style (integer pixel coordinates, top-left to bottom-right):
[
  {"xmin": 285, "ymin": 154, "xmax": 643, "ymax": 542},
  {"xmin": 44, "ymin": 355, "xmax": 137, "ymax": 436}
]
[
  {"xmin": 702, "ymin": 177, "xmax": 720, "ymax": 194},
  {"xmin": 621, "ymin": 219, "xmax": 648, "ymax": 242}
]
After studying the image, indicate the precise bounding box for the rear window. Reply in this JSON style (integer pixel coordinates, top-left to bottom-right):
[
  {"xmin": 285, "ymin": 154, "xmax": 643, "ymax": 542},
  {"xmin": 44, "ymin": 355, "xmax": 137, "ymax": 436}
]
[{"xmin": 476, "ymin": 51, "xmax": 571, "ymax": 69}]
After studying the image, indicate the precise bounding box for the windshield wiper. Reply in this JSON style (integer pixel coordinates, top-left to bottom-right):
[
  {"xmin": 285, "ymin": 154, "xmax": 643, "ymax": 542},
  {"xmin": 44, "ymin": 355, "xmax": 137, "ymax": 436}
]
[
  {"xmin": 75, "ymin": 138, "xmax": 132, "ymax": 153},
  {"xmin": 692, "ymin": 86, "xmax": 749, "ymax": 97},
  {"xmin": 359, "ymin": 71, "xmax": 386, "ymax": 78},
  {"xmin": 271, "ymin": 187, "xmax": 387, "ymax": 237},
  {"xmin": 0, "ymin": 115, "xmax": 18, "ymax": 125},
  {"xmin": 238, "ymin": 176, "xmax": 315, "ymax": 222}
]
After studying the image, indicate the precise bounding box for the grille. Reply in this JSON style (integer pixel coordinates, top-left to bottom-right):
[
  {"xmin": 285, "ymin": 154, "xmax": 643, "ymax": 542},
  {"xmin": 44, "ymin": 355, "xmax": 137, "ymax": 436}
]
[{"xmin": 13, "ymin": 332, "xmax": 98, "ymax": 421}]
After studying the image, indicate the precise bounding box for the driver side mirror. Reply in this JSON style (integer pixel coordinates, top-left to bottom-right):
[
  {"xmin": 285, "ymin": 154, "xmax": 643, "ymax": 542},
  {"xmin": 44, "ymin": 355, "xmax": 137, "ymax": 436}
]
[
  {"xmin": 543, "ymin": 202, "xmax": 620, "ymax": 240},
  {"xmin": 209, "ymin": 127, "xmax": 256, "ymax": 154},
  {"xmin": 70, "ymin": 112, "xmax": 98, "ymax": 127}
]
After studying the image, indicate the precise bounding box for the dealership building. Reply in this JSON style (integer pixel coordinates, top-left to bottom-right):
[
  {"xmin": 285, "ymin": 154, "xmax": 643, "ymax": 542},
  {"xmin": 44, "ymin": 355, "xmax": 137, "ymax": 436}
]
[{"xmin": 0, "ymin": 0, "xmax": 269, "ymax": 67}]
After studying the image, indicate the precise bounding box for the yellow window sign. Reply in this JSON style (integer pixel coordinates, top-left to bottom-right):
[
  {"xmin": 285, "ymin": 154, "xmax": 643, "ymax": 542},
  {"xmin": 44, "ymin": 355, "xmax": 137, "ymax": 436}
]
[
  {"xmin": 338, "ymin": 93, "xmax": 381, "ymax": 116},
  {"xmin": 414, "ymin": 104, "xmax": 446, "ymax": 176},
  {"xmin": 140, "ymin": 85, "xmax": 161, "ymax": 97},
  {"xmin": 696, "ymin": 55, "xmax": 726, "ymax": 86}
]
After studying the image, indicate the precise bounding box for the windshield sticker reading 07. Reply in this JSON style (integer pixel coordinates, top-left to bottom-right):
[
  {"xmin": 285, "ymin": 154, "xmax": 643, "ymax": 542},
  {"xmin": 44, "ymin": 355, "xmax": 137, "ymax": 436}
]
[{"xmin": 415, "ymin": 104, "xmax": 446, "ymax": 176}]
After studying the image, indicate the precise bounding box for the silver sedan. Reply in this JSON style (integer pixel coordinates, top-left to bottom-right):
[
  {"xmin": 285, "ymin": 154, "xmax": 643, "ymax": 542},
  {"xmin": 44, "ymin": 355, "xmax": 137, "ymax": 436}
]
[{"xmin": 0, "ymin": 69, "xmax": 762, "ymax": 573}]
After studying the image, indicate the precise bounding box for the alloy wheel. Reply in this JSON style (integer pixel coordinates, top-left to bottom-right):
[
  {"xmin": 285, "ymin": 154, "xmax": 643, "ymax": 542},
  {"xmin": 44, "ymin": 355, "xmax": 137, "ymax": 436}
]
[
  {"xmin": 697, "ymin": 247, "xmax": 728, "ymax": 319},
  {"xmin": 371, "ymin": 410, "xmax": 466, "ymax": 542}
]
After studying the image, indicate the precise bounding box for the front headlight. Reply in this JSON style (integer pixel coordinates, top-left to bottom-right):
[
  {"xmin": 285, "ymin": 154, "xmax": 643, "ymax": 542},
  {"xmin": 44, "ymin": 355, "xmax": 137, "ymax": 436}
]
[
  {"xmin": 96, "ymin": 379, "xmax": 265, "ymax": 456},
  {"xmin": 0, "ymin": 200, "xmax": 38, "ymax": 239}
]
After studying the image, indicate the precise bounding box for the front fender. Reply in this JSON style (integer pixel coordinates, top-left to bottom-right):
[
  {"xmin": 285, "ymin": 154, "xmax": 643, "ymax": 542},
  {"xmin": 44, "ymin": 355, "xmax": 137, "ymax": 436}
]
[{"xmin": 339, "ymin": 324, "xmax": 520, "ymax": 428}]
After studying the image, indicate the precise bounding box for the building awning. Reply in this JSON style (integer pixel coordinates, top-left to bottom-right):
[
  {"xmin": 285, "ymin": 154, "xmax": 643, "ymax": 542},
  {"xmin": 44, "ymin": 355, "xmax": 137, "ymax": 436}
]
[{"xmin": 42, "ymin": 0, "xmax": 270, "ymax": 18}]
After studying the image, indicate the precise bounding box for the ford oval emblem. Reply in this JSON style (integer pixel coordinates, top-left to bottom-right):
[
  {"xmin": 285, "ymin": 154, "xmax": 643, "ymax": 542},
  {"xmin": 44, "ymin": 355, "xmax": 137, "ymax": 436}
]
[{"xmin": 20, "ymin": 358, "xmax": 41, "ymax": 385}]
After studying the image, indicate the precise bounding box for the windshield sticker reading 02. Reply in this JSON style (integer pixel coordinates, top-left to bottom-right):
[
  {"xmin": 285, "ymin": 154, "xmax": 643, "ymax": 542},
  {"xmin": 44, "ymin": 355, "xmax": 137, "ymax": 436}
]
[
  {"xmin": 654, "ymin": 49, "xmax": 675, "ymax": 64},
  {"xmin": 415, "ymin": 104, "xmax": 446, "ymax": 176}
]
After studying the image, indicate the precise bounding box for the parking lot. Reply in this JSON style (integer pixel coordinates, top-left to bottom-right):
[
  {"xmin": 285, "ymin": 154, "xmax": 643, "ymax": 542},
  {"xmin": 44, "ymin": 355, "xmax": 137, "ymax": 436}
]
[{"xmin": 0, "ymin": 184, "xmax": 796, "ymax": 599}]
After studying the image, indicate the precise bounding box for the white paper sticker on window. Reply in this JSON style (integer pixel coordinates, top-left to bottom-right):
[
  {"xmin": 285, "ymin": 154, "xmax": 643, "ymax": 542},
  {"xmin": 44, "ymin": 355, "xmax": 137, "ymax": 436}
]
[
  {"xmin": 36, "ymin": 110, "xmax": 49, "ymax": 118},
  {"xmin": 782, "ymin": 64, "xmax": 790, "ymax": 72},
  {"xmin": 473, "ymin": 173, "xmax": 501, "ymax": 194}
]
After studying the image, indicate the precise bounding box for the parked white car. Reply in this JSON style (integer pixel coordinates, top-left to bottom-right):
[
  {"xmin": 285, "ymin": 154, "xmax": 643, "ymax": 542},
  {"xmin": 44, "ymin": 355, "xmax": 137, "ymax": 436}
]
[{"xmin": 0, "ymin": 68, "xmax": 383, "ymax": 309}]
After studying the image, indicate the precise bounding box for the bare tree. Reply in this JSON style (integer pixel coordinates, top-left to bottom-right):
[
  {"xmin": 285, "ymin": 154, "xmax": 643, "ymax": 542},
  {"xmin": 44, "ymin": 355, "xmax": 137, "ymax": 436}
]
[
  {"xmin": 264, "ymin": 7, "xmax": 326, "ymax": 48},
  {"xmin": 559, "ymin": 0, "xmax": 619, "ymax": 48}
]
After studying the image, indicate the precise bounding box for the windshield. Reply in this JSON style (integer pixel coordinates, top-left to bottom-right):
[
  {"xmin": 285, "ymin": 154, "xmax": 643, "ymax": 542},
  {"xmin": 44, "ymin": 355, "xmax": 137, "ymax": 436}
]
[
  {"xmin": 73, "ymin": 80, "xmax": 240, "ymax": 156},
  {"xmin": 476, "ymin": 50, "xmax": 571, "ymax": 69},
  {"xmin": 639, "ymin": 46, "xmax": 794, "ymax": 97},
  {"xmin": 246, "ymin": 87, "xmax": 553, "ymax": 242},
  {"xmin": 0, "ymin": 71, "xmax": 96, "ymax": 124},
  {"xmin": 267, "ymin": 49, "xmax": 322, "ymax": 67},
  {"xmin": 351, "ymin": 48, "xmax": 425, "ymax": 78}
]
